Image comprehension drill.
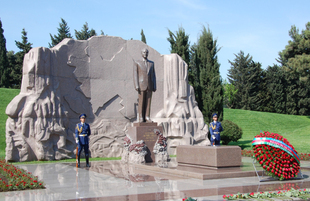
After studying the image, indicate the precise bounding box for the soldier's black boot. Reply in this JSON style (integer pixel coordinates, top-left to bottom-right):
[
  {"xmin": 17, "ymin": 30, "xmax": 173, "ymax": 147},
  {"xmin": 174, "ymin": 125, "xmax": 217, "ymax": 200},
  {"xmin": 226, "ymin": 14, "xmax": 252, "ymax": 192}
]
[
  {"xmin": 78, "ymin": 155, "xmax": 80, "ymax": 168},
  {"xmin": 86, "ymin": 155, "xmax": 90, "ymax": 167}
]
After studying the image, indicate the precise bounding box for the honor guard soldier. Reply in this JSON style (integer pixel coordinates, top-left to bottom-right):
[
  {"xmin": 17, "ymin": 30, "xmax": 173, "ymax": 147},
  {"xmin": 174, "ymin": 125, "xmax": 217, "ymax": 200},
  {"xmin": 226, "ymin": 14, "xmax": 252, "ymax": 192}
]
[
  {"xmin": 209, "ymin": 113, "xmax": 223, "ymax": 146},
  {"xmin": 75, "ymin": 114, "xmax": 91, "ymax": 167}
]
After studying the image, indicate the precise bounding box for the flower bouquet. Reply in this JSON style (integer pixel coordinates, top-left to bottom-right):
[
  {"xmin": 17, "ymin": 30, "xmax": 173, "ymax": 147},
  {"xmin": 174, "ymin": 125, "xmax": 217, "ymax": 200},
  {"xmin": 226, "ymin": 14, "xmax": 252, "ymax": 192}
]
[{"xmin": 252, "ymin": 131, "xmax": 300, "ymax": 180}]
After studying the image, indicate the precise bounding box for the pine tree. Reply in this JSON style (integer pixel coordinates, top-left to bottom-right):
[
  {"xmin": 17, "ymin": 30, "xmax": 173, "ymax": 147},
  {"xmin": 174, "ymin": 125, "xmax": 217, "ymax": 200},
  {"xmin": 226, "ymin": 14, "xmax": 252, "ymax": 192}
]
[
  {"xmin": 49, "ymin": 18, "xmax": 72, "ymax": 47},
  {"xmin": 228, "ymin": 51, "xmax": 262, "ymax": 111},
  {"xmin": 0, "ymin": 19, "xmax": 10, "ymax": 88},
  {"xmin": 278, "ymin": 22, "xmax": 310, "ymax": 115},
  {"xmin": 12, "ymin": 28, "xmax": 32, "ymax": 88},
  {"xmin": 193, "ymin": 26, "xmax": 223, "ymax": 122},
  {"xmin": 75, "ymin": 22, "xmax": 97, "ymax": 40},
  {"xmin": 140, "ymin": 29, "xmax": 146, "ymax": 44}
]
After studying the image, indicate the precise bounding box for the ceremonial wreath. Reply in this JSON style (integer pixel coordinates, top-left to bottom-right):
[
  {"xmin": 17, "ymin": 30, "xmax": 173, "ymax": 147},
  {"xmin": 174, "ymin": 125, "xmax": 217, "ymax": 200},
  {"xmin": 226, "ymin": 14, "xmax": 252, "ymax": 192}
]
[{"xmin": 252, "ymin": 131, "xmax": 300, "ymax": 180}]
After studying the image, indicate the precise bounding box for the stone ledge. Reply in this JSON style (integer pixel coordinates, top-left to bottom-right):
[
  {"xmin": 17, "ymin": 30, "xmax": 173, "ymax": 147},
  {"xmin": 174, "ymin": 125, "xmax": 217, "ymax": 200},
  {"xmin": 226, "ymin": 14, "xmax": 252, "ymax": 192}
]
[{"xmin": 176, "ymin": 145, "xmax": 242, "ymax": 168}]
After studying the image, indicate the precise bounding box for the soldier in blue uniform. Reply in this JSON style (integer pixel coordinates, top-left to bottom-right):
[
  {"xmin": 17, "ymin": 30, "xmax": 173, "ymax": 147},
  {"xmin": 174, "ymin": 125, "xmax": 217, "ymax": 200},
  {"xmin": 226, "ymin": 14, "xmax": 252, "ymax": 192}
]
[
  {"xmin": 209, "ymin": 113, "xmax": 223, "ymax": 146},
  {"xmin": 75, "ymin": 114, "xmax": 91, "ymax": 167}
]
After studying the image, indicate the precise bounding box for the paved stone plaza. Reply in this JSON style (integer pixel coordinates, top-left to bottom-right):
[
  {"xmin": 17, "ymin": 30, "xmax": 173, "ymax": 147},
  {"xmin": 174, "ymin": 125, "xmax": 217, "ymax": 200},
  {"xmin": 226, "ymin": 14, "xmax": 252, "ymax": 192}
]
[{"xmin": 0, "ymin": 158, "xmax": 309, "ymax": 201}]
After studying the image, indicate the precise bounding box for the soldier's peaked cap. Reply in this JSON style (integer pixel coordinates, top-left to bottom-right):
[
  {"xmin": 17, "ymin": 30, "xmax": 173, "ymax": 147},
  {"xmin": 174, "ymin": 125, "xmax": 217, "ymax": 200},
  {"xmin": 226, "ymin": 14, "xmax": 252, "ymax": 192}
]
[
  {"xmin": 212, "ymin": 113, "xmax": 218, "ymax": 118},
  {"xmin": 79, "ymin": 114, "xmax": 87, "ymax": 119}
]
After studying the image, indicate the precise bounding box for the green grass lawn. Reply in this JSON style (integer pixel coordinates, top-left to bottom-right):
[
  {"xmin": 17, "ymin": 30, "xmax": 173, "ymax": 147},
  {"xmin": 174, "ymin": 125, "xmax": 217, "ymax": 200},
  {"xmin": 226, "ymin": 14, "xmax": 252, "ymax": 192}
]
[
  {"xmin": 0, "ymin": 88, "xmax": 20, "ymax": 158},
  {"xmin": 224, "ymin": 108, "xmax": 310, "ymax": 153},
  {"xmin": 1, "ymin": 88, "xmax": 309, "ymax": 161}
]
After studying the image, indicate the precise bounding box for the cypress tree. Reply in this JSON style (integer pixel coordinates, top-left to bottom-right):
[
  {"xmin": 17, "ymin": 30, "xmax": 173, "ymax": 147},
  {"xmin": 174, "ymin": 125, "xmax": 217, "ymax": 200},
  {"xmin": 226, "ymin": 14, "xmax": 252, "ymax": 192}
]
[
  {"xmin": 0, "ymin": 19, "xmax": 10, "ymax": 88},
  {"xmin": 49, "ymin": 18, "xmax": 72, "ymax": 47},
  {"xmin": 167, "ymin": 26, "xmax": 193, "ymax": 86},
  {"xmin": 167, "ymin": 27, "xmax": 190, "ymax": 65},
  {"xmin": 194, "ymin": 26, "xmax": 223, "ymax": 122},
  {"xmin": 7, "ymin": 51, "xmax": 17, "ymax": 88},
  {"xmin": 189, "ymin": 43, "xmax": 200, "ymax": 99},
  {"xmin": 75, "ymin": 22, "xmax": 97, "ymax": 40},
  {"xmin": 140, "ymin": 29, "xmax": 146, "ymax": 44},
  {"xmin": 262, "ymin": 65, "xmax": 286, "ymax": 113}
]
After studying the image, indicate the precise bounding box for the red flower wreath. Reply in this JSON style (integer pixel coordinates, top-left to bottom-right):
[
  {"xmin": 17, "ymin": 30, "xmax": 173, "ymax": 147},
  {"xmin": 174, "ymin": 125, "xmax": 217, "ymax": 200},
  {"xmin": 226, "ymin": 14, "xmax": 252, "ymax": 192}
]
[{"xmin": 252, "ymin": 131, "xmax": 300, "ymax": 180}]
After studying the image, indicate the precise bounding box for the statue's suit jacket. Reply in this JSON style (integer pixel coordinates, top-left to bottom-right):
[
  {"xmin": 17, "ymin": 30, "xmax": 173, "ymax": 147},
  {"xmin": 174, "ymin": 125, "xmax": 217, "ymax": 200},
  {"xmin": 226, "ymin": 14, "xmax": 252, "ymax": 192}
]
[{"xmin": 133, "ymin": 59, "xmax": 156, "ymax": 92}]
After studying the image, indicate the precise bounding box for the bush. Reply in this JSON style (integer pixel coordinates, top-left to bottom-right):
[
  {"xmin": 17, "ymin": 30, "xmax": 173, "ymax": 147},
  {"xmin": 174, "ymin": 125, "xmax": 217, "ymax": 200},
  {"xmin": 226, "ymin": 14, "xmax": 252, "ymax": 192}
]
[{"xmin": 220, "ymin": 120, "xmax": 242, "ymax": 145}]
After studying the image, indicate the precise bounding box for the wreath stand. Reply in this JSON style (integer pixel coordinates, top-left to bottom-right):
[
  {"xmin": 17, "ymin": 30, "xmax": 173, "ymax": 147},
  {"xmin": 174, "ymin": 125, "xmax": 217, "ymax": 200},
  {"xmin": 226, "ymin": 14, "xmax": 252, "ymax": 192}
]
[{"xmin": 252, "ymin": 158, "xmax": 304, "ymax": 182}]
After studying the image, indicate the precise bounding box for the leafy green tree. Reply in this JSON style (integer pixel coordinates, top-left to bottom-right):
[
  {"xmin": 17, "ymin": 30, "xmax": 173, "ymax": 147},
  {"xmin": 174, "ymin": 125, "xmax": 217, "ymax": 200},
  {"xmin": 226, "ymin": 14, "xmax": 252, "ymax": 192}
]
[
  {"xmin": 167, "ymin": 26, "xmax": 190, "ymax": 65},
  {"xmin": 75, "ymin": 22, "xmax": 97, "ymax": 40},
  {"xmin": 0, "ymin": 19, "xmax": 10, "ymax": 88},
  {"xmin": 228, "ymin": 51, "xmax": 262, "ymax": 111},
  {"xmin": 140, "ymin": 29, "xmax": 146, "ymax": 44},
  {"xmin": 49, "ymin": 18, "xmax": 72, "ymax": 47},
  {"xmin": 192, "ymin": 26, "xmax": 223, "ymax": 122},
  {"xmin": 278, "ymin": 22, "xmax": 310, "ymax": 115},
  {"xmin": 223, "ymin": 80, "xmax": 238, "ymax": 109}
]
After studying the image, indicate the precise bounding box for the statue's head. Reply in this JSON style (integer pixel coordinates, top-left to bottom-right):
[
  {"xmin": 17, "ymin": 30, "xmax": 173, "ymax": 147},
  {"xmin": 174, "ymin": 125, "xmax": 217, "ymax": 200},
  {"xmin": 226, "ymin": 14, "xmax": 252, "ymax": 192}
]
[{"xmin": 141, "ymin": 48, "xmax": 149, "ymax": 59}]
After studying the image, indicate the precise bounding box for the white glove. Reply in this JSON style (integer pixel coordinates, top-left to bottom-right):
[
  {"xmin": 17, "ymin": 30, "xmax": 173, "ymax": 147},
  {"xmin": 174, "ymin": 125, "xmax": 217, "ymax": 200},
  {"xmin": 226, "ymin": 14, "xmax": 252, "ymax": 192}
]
[
  {"xmin": 76, "ymin": 139, "xmax": 79, "ymax": 144},
  {"xmin": 212, "ymin": 135, "xmax": 216, "ymax": 140}
]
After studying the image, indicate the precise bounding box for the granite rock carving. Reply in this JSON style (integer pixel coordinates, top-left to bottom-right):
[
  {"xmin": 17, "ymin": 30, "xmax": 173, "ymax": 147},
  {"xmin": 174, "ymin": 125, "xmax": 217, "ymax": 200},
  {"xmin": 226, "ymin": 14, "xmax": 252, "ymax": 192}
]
[{"xmin": 6, "ymin": 36, "xmax": 210, "ymax": 162}]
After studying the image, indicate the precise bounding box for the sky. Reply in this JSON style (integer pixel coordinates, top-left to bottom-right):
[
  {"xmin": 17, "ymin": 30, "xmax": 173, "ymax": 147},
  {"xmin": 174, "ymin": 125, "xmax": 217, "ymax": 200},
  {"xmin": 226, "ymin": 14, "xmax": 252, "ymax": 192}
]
[{"xmin": 1, "ymin": 0, "xmax": 310, "ymax": 80}]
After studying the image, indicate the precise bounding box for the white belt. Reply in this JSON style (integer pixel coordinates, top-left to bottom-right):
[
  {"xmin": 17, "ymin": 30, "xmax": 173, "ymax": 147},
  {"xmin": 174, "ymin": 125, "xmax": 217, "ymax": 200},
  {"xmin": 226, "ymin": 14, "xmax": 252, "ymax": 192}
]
[
  {"xmin": 213, "ymin": 132, "xmax": 219, "ymax": 134},
  {"xmin": 79, "ymin": 134, "xmax": 87, "ymax": 137}
]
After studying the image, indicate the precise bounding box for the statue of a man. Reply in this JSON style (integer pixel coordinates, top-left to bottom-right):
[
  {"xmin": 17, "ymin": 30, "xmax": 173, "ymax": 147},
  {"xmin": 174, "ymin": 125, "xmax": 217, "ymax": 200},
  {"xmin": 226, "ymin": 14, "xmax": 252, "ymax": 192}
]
[{"xmin": 133, "ymin": 48, "xmax": 156, "ymax": 122}]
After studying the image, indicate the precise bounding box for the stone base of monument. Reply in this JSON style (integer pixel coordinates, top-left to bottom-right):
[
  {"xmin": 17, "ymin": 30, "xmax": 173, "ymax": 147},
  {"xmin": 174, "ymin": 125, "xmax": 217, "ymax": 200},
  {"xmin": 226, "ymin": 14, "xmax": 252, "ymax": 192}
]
[
  {"xmin": 127, "ymin": 122, "xmax": 163, "ymax": 163},
  {"xmin": 132, "ymin": 157, "xmax": 263, "ymax": 180},
  {"xmin": 176, "ymin": 145, "xmax": 242, "ymax": 169}
]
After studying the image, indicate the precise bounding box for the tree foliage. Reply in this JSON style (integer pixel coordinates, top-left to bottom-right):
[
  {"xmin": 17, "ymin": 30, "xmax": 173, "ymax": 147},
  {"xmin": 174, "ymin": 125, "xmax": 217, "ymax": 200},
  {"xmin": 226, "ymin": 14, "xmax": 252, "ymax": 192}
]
[
  {"xmin": 75, "ymin": 22, "xmax": 97, "ymax": 40},
  {"xmin": 261, "ymin": 65, "xmax": 286, "ymax": 113},
  {"xmin": 228, "ymin": 51, "xmax": 263, "ymax": 111},
  {"xmin": 220, "ymin": 120, "xmax": 243, "ymax": 145},
  {"xmin": 192, "ymin": 26, "xmax": 223, "ymax": 122},
  {"xmin": 49, "ymin": 18, "xmax": 72, "ymax": 47},
  {"xmin": 140, "ymin": 29, "xmax": 146, "ymax": 44},
  {"xmin": 277, "ymin": 22, "xmax": 310, "ymax": 115},
  {"xmin": 0, "ymin": 19, "xmax": 10, "ymax": 88},
  {"xmin": 11, "ymin": 28, "xmax": 33, "ymax": 88},
  {"xmin": 167, "ymin": 26, "xmax": 190, "ymax": 65},
  {"xmin": 223, "ymin": 80, "xmax": 238, "ymax": 109}
]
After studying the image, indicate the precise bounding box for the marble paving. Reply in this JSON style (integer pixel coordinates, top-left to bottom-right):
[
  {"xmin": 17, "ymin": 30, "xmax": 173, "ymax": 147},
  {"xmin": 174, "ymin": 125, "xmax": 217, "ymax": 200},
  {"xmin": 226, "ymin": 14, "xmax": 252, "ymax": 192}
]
[{"xmin": 0, "ymin": 158, "xmax": 309, "ymax": 201}]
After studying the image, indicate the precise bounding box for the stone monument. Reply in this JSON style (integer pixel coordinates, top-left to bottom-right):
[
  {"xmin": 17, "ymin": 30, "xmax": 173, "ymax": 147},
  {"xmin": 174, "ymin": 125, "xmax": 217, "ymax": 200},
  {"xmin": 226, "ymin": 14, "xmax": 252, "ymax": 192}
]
[{"xmin": 5, "ymin": 36, "xmax": 210, "ymax": 162}]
